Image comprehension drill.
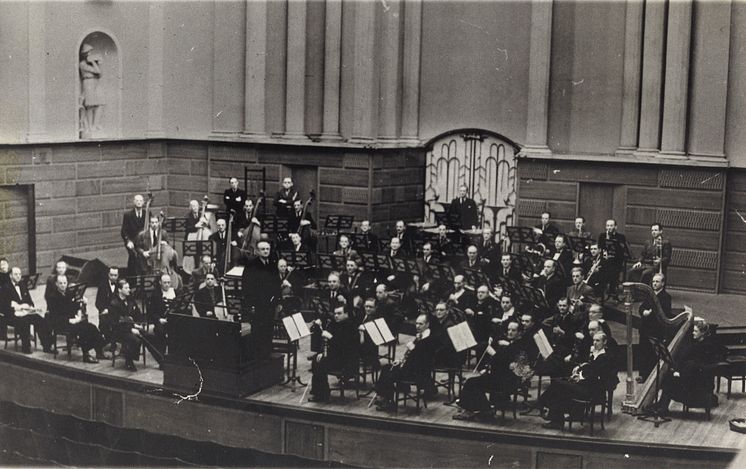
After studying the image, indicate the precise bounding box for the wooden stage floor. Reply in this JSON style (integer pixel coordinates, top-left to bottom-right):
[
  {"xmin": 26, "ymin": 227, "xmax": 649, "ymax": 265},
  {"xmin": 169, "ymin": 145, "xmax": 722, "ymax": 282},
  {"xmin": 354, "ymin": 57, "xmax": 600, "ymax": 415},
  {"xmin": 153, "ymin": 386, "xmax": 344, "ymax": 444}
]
[{"xmin": 11, "ymin": 329, "xmax": 746, "ymax": 454}]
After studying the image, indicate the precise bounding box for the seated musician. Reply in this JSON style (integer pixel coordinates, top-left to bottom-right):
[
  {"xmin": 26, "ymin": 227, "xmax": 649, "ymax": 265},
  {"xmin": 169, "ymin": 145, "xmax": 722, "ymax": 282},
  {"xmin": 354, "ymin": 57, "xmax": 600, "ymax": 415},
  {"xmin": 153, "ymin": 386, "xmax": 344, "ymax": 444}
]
[
  {"xmin": 355, "ymin": 220, "xmax": 379, "ymax": 253},
  {"xmin": 566, "ymin": 267, "xmax": 597, "ymax": 305},
  {"xmin": 448, "ymin": 184, "xmax": 478, "ymax": 231},
  {"xmin": 109, "ymin": 279, "xmax": 163, "ymax": 371},
  {"xmin": 0, "ymin": 258, "xmax": 10, "ymax": 289},
  {"xmin": 638, "ymin": 273, "xmax": 673, "ymax": 382},
  {"xmin": 448, "ymin": 275, "xmax": 476, "ymax": 313},
  {"xmin": 568, "ymin": 216, "xmax": 592, "ymax": 241},
  {"xmin": 430, "ymin": 302, "xmax": 465, "ymax": 369},
  {"xmin": 532, "ymin": 259, "xmax": 565, "ymax": 308},
  {"xmin": 308, "ymin": 306, "xmax": 360, "ymax": 402},
  {"xmin": 393, "ymin": 220, "xmax": 415, "ymax": 256},
  {"xmin": 333, "ymin": 234, "xmax": 360, "ymax": 263},
  {"xmin": 357, "ymin": 298, "xmax": 382, "ymax": 369},
  {"xmin": 432, "ymin": 224, "xmax": 454, "ymax": 258},
  {"xmin": 629, "ymin": 222, "xmax": 671, "ymax": 286},
  {"xmin": 496, "ymin": 254, "xmax": 521, "ymax": 284},
  {"xmin": 136, "ymin": 215, "xmax": 171, "ymax": 270},
  {"xmin": 550, "ymin": 235, "xmax": 574, "ymax": 285},
  {"xmin": 97, "ymin": 267, "xmax": 122, "ymax": 346},
  {"xmin": 477, "ymin": 227, "xmax": 501, "ymax": 280},
  {"xmin": 564, "ymin": 319, "xmax": 617, "ymax": 369},
  {"xmin": 339, "ymin": 258, "xmax": 367, "ymax": 308},
  {"xmin": 46, "ymin": 275, "xmax": 105, "ymax": 363},
  {"xmin": 537, "ymin": 331, "xmax": 613, "ymax": 429},
  {"xmin": 185, "ymin": 199, "xmax": 205, "ymax": 240},
  {"xmin": 374, "ymin": 313, "xmax": 438, "ymax": 411},
  {"xmin": 652, "ymin": 318, "xmax": 725, "ymax": 416},
  {"xmin": 454, "ymin": 320, "xmax": 529, "ymax": 420},
  {"xmin": 458, "ymin": 245, "xmax": 482, "ymax": 273},
  {"xmin": 235, "ymin": 198, "xmax": 259, "ymax": 236},
  {"xmin": 194, "ymin": 273, "xmax": 225, "ymax": 318},
  {"xmin": 493, "ymin": 294, "xmax": 520, "ymax": 331},
  {"xmin": 0, "ymin": 266, "xmax": 54, "ymax": 354},
  {"xmin": 464, "ymin": 285, "xmax": 498, "ymax": 345},
  {"xmin": 276, "ymin": 258, "xmax": 304, "ymax": 303},
  {"xmin": 598, "ymin": 219, "xmax": 628, "ymax": 301},
  {"xmin": 375, "ymin": 283, "xmax": 402, "ymax": 337},
  {"xmin": 325, "ymin": 272, "xmax": 349, "ymax": 311},
  {"xmin": 520, "ymin": 312, "xmax": 541, "ymax": 341},
  {"xmin": 146, "ymin": 273, "xmax": 174, "ymax": 358},
  {"xmin": 208, "ymin": 218, "xmax": 229, "ymax": 276},
  {"xmin": 44, "ymin": 260, "xmax": 69, "ymax": 302},
  {"xmin": 582, "ymin": 243, "xmax": 605, "ymax": 299},
  {"xmin": 535, "ymin": 298, "xmax": 580, "ymax": 378},
  {"xmin": 191, "ymin": 254, "xmax": 216, "ymax": 289},
  {"xmin": 532, "ymin": 211, "xmax": 560, "ymax": 247},
  {"xmin": 415, "ymin": 242, "xmax": 442, "ymax": 296},
  {"xmin": 587, "ymin": 303, "xmax": 614, "ymax": 340}
]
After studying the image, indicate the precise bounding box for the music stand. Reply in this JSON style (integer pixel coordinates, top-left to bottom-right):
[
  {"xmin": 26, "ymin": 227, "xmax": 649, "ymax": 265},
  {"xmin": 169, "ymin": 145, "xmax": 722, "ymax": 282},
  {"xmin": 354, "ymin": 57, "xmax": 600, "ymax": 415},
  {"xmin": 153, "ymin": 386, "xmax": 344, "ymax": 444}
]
[
  {"xmin": 359, "ymin": 252, "xmax": 379, "ymax": 272},
  {"xmin": 567, "ymin": 235, "xmax": 592, "ymax": 256},
  {"xmin": 183, "ymin": 240, "xmax": 215, "ymax": 264},
  {"xmin": 638, "ymin": 337, "xmax": 673, "ymax": 427},
  {"xmin": 506, "ymin": 226, "xmax": 538, "ymax": 252}
]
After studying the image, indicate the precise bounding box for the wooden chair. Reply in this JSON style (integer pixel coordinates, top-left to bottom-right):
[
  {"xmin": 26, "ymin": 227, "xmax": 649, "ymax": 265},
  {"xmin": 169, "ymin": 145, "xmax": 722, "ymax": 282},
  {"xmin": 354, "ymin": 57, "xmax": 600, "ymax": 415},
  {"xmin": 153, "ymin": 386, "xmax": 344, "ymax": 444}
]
[{"xmin": 395, "ymin": 378, "xmax": 427, "ymax": 414}]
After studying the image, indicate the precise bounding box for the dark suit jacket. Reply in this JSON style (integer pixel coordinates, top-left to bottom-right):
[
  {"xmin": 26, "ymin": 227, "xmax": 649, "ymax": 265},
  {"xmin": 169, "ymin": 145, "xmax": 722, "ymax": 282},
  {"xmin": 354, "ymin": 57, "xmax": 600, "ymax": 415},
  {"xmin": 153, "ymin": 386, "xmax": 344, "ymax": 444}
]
[
  {"xmin": 0, "ymin": 281, "xmax": 34, "ymax": 318},
  {"xmin": 194, "ymin": 286, "xmax": 225, "ymax": 317},
  {"xmin": 566, "ymin": 282, "xmax": 596, "ymax": 304},
  {"xmin": 638, "ymin": 238, "xmax": 672, "ymax": 270},
  {"xmin": 355, "ymin": 232, "xmax": 379, "ymax": 253},
  {"xmin": 326, "ymin": 319, "xmax": 361, "ymax": 376},
  {"xmin": 108, "ymin": 296, "xmax": 143, "ymax": 335},
  {"xmin": 598, "ymin": 231, "xmax": 629, "ymax": 264},
  {"xmin": 46, "ymin": 288, "xmax": 79, "ymax": 330},
  {"xmin": 223, "ymin": 188, "xmax": 248, "ymax": 215},
  {"xmin": 121, "ymin": 209, "xmax": 146, "ymax": 246},
  {"xmin": 95, "ymin": 281, "xmax": 118, "ymax": 313},
  {"xmin": 241, "ymin": 257, "xmax": 280, "ymax": 323},
  {"xmin": 147, "ymin": 290, "xmax": 173, "ymax": 324},
  {"xmin": 274, "ymin": 188, "xmax": 299, "ymax": 218},
  {"xmin": 448, "ymin": 197, "xmax": 479, "ymax": 229}
]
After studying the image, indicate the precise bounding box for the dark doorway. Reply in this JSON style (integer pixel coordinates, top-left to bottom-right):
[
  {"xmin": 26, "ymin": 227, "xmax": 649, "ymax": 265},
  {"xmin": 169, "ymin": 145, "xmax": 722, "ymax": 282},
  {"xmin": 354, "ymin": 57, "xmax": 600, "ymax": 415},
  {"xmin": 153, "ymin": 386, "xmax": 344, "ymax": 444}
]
[
  {"xmin": 0, "ymin": 184, "xmax": 36, "ymax": 274},
  {"xmin": 284, "ymin": 165, "xmax": 319, "ymax": 223},
  {"xmin": 578, "ymin": 183, "xmax": 626, "ymax": 236}
]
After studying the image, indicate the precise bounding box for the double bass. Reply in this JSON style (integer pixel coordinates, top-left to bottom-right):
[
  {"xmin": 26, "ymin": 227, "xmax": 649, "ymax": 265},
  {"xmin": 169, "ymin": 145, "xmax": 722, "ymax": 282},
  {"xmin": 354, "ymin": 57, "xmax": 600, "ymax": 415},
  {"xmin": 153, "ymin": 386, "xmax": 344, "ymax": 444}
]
[
  {"xmin": 135, "ymin": 192, "xmax": 154, "ymax": 273},
  {"xmin": 149, "ymin": 210, "xmax": 183, "ymax": 291},
  {"xmin": 183, "ymin": 195, "xmax": 213, "ymax": 273},
  {"xmin": 238, "ymin": 191, "xmax": 264, "ymax": 261}
]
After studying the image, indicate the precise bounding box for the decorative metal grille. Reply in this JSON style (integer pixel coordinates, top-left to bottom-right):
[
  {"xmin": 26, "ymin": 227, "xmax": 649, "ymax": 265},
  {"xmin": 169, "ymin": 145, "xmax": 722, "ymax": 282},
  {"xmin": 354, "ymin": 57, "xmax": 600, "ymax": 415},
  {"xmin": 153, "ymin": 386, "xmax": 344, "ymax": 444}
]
[{"xmin": 424, "ymin": 130, "xmax": 518, "ymax": 237}]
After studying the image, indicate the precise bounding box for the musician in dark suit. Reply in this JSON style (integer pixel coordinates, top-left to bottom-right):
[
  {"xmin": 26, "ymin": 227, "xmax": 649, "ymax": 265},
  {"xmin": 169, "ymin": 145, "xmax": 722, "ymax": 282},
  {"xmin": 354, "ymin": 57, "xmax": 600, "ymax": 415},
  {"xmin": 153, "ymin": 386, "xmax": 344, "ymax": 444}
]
[
  {"xmin": 146, "ymin": 273, "xmax": 175, "ymax": 359},
  {"xmin": 308, "ymin": 307, "xmax": 360, "ymax": 402},
  {"xmin": 597, "ymin": 219, "xmax": 629, "ymax": 300},
  {"xmin": 121, "ymin": 194, "xmax": 147, "ymax": 274},
  {"xmin": 108, "ymin": 279, "xmax": 163, "ymax": 371},
  {"xmin": 568, "ymin": 216, "xmax": 593, "ymax": 241},
  {"xmin": 45, "ymin": 261, "xmax": 70, "ymax": 303},
  {"xmin": 46, "ymin": 275, "xmax": 105, "ymax": 363},
  {"xmin": 374, "ymin": 314, "xmax": 438, "ymax": 411},
  {"xmin": 638, "ymin": 273, "xmax": 674, "ymax": 382},
  {"xmin": 0, "ymin": 267, "xmax": 54, "ymax": 354},
  {"xmin": 535, "ymin": 298, "xmax": 581, "ymax": 378},
  {"xmin": 477, "ymin": 227, "xmax": 501, "ymax": 279},
  {"xmin": 274, "ymin": 177, "xmax": 300, "ymax": 219},
  {"xmin": 191, "ymin": 254, "xmax": 216, "ymax": 289},
  {"xmin": 430, "ymin": 301, "xmax": 465, "ymax": 369},
  {"xmin": 135, "ymin": 215, "xmax": 171, "ymax": 273},
  {"xmin": 532, "ymin": 259, "xmax": 565, "ymax": 308},
  {"xmin": 549, "ymin": 234, "xmax": 574, "ymax": 285},
  {"xmin": 447, "ymin": 275, "xmax": 476, "ymax": 313},
  {"xmin": 464, "ymin": 285, "xmax": 499, "ymax": 344},
  {"xmin": 432, "ymin": 224, "xmax": 454, "ymax": 258},
  {"xmin": 332, "ymin": 234, "xmax": 360, "ymax": 264},
  {"xmin": 287, "ymin": 199, "xmax": 317, "ymax": 247},
  {"xmin": 448, "ymin": 185, "xmax": 479, "ymax": 230},
  {"xmin": 629, "ymin": 223, "xmax": 672, "ymax": 286},
  {"xmin": 454, "ymin": 320, "xmax": 529, "ymax": 420},
  {"xmin": 241, "ymin": 241, "xmax": 280, "ymax": 359},
  {"xmin": 533, "ymin": 211, "xmax": 561, "ymax": 247},
  {"xmin": 339, "ymin": 258, "xmax": 367, "ymax": 308},
  {"xmin": 566, "ymin": 267, "xmax": 596, "ymax": 305},
  {"xmin": 458, "ymin": 245, "xmax": 482, "ymax": 274},
  {"xmin": 96, "ymin": 266, "xmax": 120, "ymax": 345},
  {"xmin": 194, "ymin": 273, "xmax": 225, "ymax": 318},
  {"xmin": 0, "ymin": 259, "xmax": 10, "ymax": 290},
  {"xmin": 223, "ymin": 177, "xmax": 247, "ymax": 215},
  {"xmin": 357, "ymin": 298, "xmax": 382, "ymax": 369},
  {"xmin": 355, "ymin": 220, "xmax": 379, "ymax": 253},
  {"xmin": 582, "ymin": 243, "xmax": 606, "ymax": 298},
  {"xmin": 538, "ymin": 332, "xmax": 614, "ymax": 429},
  {"xmin": 208, "ymin": 219, "xmax": 230, "ymax": 276},
  {"xmin": 392, "ymin": 220, "xmax": 415, "ymax": 257},
  {"xmin": 496, "ymin": 254, "xmax": 521, "ymax": 284}
]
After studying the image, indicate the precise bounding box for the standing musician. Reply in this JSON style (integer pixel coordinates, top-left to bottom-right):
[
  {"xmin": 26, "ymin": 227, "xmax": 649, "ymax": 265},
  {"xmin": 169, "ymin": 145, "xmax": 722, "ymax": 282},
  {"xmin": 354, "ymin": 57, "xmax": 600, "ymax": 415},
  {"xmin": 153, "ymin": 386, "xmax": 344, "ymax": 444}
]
[
  {"xmin": 448, "ymin": 185, "xmax": 479, "ymax": 230},
  {"xmin": 393, "ymin": 220, "xmax": 415, "ymax": 256},
  {"xmin": 209, "ymin": 219, "xmax": 229, "ymax": 276},
  {"xmin": 120, "ymin": 194, "xmax": 147, "ymax": 274},
  {"xmin": 308, "ymin": 306, "xmax": 360, "ymax": 402},
  {"xmin": 374, "ymin": 313, "xmax": 438, "ymax": 411},
  {"xmin": 136, "ymin": 215, "xmax": 170, "ymax": 271},
  {"xmin": 0, "ymin": 267, "xmax": 54, "ymax": 354},
  {"xmin": 275, "ymin": 177, "xmax": 299, "ymax": 219},
  {"xmin": 355, "ymin": 220, "xmax": 379, "ymax": 253},
  {"xmin": 597, "ymin": 219, "xmax": 629, "ymax": 301},
  {"xmin": 185, "ymin": 199, "xmax": 215, "ymax": 240},
  {"xmin": 637, "ymin": 273, "xmax": 673, "ymax": 382},
  {"xmin": 288, "ymin": 199, "xmax": 317, "ymax": 246},
  {"xmin": 477, "ymin": 227, "xmax": 502, "ymax": 280},
  {"xmin": 108, "ymin": 279, "xmax": 163, "ymax": 371},
  {"xmin": 241, "ymin": 240, "xmax": 280, "ymax": 360},
  {"xmin": 46, "ymin": 275, "xmax": 105, "ymax": 363},
  {"xmin": 223, "ymin": 177, "xmax": 247, "ymax": 215},
  {"xmin": 629, "ymin": 222, "xmax": 672, "ymax": 286}
]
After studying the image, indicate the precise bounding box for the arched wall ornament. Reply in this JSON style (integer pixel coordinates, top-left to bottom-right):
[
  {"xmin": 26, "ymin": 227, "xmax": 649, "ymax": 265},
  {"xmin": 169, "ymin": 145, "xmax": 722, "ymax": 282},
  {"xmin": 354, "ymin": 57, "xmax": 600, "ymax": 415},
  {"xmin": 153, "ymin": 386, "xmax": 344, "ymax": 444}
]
[
  {"xmin": 76, "ymin": 30, "xmax": 122, "ymax": 140},
  {"xmin": 423, "ymin": 129, "xmax": 520, "ymax": 237}
]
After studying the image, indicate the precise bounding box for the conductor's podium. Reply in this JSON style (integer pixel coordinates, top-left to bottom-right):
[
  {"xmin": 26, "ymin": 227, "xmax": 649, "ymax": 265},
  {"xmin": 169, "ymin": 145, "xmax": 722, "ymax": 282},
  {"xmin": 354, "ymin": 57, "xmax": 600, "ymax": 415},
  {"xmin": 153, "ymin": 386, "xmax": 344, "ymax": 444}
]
[{"xmin": 163, "ymin": 314, "xmax": 284, "ymax": 398}]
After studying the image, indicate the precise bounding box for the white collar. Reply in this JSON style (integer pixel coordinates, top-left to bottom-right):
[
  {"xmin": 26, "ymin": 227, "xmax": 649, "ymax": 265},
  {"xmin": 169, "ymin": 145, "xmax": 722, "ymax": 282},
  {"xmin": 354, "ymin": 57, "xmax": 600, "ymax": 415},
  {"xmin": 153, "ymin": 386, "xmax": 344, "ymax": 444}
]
[{"xmin": 590, "ymin": 348, "xmax": 606, "ymax": 360}]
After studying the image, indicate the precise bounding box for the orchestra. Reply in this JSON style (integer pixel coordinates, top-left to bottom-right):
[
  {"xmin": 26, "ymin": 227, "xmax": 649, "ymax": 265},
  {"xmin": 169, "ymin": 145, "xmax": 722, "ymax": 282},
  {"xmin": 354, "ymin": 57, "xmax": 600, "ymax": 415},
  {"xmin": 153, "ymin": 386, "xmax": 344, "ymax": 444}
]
[{"xmin": 8, "ymin": 174, "xmax": 707, "ymax": 432}]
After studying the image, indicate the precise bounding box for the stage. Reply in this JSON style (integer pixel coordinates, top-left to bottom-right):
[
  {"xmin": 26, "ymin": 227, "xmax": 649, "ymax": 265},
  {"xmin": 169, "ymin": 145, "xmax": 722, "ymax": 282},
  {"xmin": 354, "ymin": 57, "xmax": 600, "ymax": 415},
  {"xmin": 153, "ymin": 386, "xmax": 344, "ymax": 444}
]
[{"xmin": 1, "ymin": 323, "xmax": 744, "ymax": 468}]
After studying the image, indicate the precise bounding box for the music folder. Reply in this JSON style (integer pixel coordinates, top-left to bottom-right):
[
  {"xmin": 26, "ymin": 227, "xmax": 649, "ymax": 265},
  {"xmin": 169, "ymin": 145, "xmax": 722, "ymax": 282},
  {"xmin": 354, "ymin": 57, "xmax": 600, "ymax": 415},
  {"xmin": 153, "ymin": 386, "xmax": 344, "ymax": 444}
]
[
  {"xmin": 282, "ymin": 313, "xmax": 312, "ymax": 342},
  {"xmin": 364, "ymin": 318, "xmax": 396, "ymax": 346},
  {"xmin": 534, "ymin": 329, "xmax": 554, "ymax": 359},
  {"xmin": 447, "ymin": 321, "xmax": 477, "ymax": 353}
]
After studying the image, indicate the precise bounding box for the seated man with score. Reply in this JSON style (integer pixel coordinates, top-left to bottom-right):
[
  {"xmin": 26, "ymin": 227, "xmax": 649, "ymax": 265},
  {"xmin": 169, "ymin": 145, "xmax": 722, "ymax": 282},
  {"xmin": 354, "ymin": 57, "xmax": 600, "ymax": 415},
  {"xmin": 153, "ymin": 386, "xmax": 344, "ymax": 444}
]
[
  {"xmin": 373, "ymin": 313, "xmax": 438, "ymax": 411},
  {"xmin": 46, "ymin": 274, "xmax": 106, "ymax": 363},
  {"xmin": 108, "ymin": 279, "xmax": 163, "ymax": 371},
  {"xmin": 0, "ymin": 266, "xmax": 55, "ymax": 354},
  {"xmin": 308, "ymin": 306, "xmax": 360, "ymax": 402}
]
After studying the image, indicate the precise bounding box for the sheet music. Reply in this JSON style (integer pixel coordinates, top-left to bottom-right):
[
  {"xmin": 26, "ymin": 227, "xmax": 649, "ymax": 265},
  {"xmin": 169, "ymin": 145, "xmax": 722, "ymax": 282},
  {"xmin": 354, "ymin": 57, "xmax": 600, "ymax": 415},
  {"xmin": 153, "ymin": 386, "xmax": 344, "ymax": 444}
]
[
  {"xmin": 374, "ymin": 318, "xmax": 395, "ymax": 343},
  {"xmin": 447, "ymin": 321, "xmax": 477, "ymax": 352},
  {"xmin": 225, "ymin": 266, "xmax": 244, "ymax": 278},
  {"xmin": 534, "ymin": 329, "xmax": 554, "ymax": 359},
  {"xmin": 282, "ymin": 316, "xmax": 301, "ymax": 342},
  {"xmin": 364, "ymin": 321, "xmax": 385, "ymax": 346},
  {"xmin": 292, "ymin": 313, "xmax": 311, "ymax": 338}
]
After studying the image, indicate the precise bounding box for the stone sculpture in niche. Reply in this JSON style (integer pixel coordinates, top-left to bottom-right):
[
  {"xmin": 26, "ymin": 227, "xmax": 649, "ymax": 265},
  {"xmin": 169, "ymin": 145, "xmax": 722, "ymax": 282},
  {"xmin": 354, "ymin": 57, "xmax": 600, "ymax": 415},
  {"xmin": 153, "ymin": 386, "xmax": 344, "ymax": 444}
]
[{"xmin": 79, "ymin": 43, "xmax": 104, "ymax": 138}]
